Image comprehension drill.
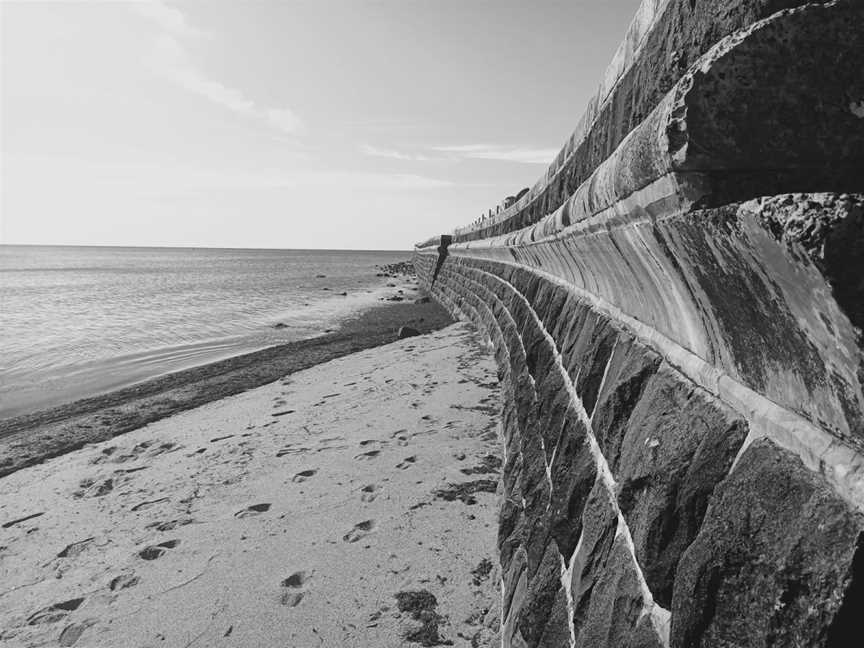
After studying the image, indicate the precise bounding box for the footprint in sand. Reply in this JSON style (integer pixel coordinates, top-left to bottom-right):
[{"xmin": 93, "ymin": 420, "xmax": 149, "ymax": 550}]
[
  {"xmin": 73, "ymin": 477, "xmax": 114, "ymax": 498},
  {"xmin": 235, "ymin": 503, "xmax": 271, "ymax": 518},
  {"xmin": 276, "ymin": 446, "xmax": 307, "ymax": 458},
  {"xmin": 343, "ymin": 520, "xmax": 376, "ymax": 543},
  {"xmin": 355, "ymin": 450, "xmax": 381, "ymax": 460},
  {"xmin": 91, "ymin": 440, "xmax": 179, "ymax": 466},
  {"xmin": 109, "ymin": 573, "xmax": 140, "ymax": 591},
  {"xmin": 391, "ymin": 430, "xmax": 410, "ymax": 446},
  {"xmin": 131, "ymin": 497, "xmax": 170, "ymax": 512},
  {"xmin": 360, "ymin": 485, "xmax": 380, "ymax": 503},
  {"xmin": 138, "ymin": 539, "xmax": 181, "ymax": 561},
  {"xmin": 146, "ymin": 518, "xmax": 193, "ymax": 532},
  {"xmin": 115, "ymin": 466, "xmax": 148, "ymax": 480},
  {"xmin": 27, "ymin": 598, "xmax": 85, "ymax": 626},
  {"xmin": 59, "ymin": 620, "xmax": 94, "ymax": 647},
  {"xmin": 280, "ymin": 571, "xmax": 308, "ymax": 607},
  {"xmin": 89, "ymin": 446, "xmax": 118, "ymax": 465},
  {"xmin": 57, "ymin": 537, "xmax": 95, "ymax": 559},
  {"xmin": 292, "ymin": 469, "xmax": 317, "ymax": 483},
  {"xmin": 148, "ymin": 441, "xmax": 180, "ymax": 457},
  {"xmin": 396, "ymin": 456, "xmax": 417, "ymax": 470}
]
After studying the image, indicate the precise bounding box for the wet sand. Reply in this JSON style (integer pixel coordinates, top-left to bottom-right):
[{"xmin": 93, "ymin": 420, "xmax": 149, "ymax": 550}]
[
  {"xmin": 0, "ymin": 323, "xmax": 502, "ymax": 647},
  {"xmin": 0, "ymin": 273, "xmax": 452, "ymax": 479}
]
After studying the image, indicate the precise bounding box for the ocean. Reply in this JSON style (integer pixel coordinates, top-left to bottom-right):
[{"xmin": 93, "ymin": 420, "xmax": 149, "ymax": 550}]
[{"xmin": 0, "ymin": 245, "xmax": 410, "ymax": 419}]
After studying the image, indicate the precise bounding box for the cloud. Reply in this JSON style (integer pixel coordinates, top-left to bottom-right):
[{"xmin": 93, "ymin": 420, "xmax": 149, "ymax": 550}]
[
  {"xmin": 361, "ymin": 144, "xmax": 432, "ymax": 161},
  {"xmin": 131, "ymin": 0, "xmax": 202, "ymax": 38},
  {"xmin": 4, "ymin": 153, "xmax": 456, "ymax": 197},
  {"xmin": 136, "ymin": 2, "xmax": 304, "ymax": 135},
  {"xmin": 267, "ymin": 109, "xmax": 304, "ymax": 134},
  {"xmin": 361, "ymin": 142, "xmax": 556, "ymax": 165},
  {"xmin": 432, "ymin": 144, "xmax": 557, "ymax": 164}
]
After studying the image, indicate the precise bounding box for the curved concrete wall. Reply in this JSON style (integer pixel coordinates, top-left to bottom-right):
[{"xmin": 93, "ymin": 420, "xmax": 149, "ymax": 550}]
[
  {"xmin": 452, "ymin": 0, "xmax": 861, "ymax": 243},
  {"xmin": 415, "ymin": 1, "xmax": 864, "ymax": 646}
]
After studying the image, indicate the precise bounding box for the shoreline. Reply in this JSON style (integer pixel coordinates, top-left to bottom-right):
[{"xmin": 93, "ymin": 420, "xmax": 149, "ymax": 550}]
[
  {"xmin": 0, "ymin": 279, "xmax": 453, "ymax": 479},
  {"xmin": 0, "ymin": 323, "xmax": 501, "ymax": 647},
  {"xmin": 0, "ymin": 252, "xmax": 418, "ymax": 422}
]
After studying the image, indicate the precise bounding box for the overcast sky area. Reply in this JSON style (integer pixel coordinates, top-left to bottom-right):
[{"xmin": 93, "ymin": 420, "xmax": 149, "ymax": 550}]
[{"xmin": 1, "ymin": 0, "xmax": 641, "ymax": 250}]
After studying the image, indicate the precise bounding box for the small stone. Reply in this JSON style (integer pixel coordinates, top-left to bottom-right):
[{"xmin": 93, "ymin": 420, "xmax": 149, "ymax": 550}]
[{"xmin": 398, "ymin": 326, "xmax": 420, "ymax": 339}]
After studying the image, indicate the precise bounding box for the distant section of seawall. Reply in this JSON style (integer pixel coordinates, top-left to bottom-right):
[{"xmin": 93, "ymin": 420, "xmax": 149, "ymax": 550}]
[{"xmin": 415, "ymin": 1, "xmax": 864, "ymax": 646}]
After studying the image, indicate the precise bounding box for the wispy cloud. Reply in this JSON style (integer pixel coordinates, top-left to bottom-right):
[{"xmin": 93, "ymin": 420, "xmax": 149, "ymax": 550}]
[
  {"xmin": 432, "ymin": 144, "xmax": 557, "ymax": 164},
  {"xmin": 131, "ymin": 0, "xmax": 202, "ymax": 38},
  {"xmin": 4, "ymin": 154, "xmax": 457, "ymax": 196},
  {"xmin": 360, "ymin": 144, "xmax": 431, "ymax": 162},
  {"xmin": 361, "ymin": 142, "xmax": 557, "ymax": 165},
  {"xmin": 135, "ymin": 1, "xmax": 304, "ymax": 135}
]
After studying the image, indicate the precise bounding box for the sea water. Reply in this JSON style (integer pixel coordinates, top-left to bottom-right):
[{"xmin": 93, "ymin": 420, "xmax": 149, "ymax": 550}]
[{"xmin": 0, "ymin": 245, "xmax": 409, "ymax": 418}]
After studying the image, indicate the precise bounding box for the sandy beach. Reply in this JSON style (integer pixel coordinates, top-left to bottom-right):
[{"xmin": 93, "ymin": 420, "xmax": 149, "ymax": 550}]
[
  {"xmin": 0, "ymin": 268, "xmax": 452, "ymax": 479},
  {"xmin": 0, "ymin": 323, "xmax": 502, "ymax": 647}
]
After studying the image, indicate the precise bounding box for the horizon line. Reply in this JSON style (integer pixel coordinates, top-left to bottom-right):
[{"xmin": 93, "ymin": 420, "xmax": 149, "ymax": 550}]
[{"xmin": 0, "ymin": 242, "xmax": 415, "ymax": 253}]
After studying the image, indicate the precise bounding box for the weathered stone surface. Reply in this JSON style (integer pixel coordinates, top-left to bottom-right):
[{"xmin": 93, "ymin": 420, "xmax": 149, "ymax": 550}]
[
  {"xmin": 591, "ymin": 335, "xmax": 661, "ymax": 469},
  {"xmin": 517, "ymin": 540, "xmax": 564, "ymax": 648},
  {"xmin": 536, "ymin": 588, "xmax": 571, "ymax": 648},
  {"xmin": 626, "ymin": 614, "xmax": 667, "ymax": 648},
  {"xmin": 614, "ymin": 367, "xmax": 748, "ymax": 606},
  {"xmin": 570, "ymin": 480, "xmax": 619, "ymax": 629},
  {"xmin": 414, "ymin": 2, "xmax": 864, "ymax": 646},
  {"xmin": 547, "ymin": 414, "xmax": 597, "ymax": 560},
  {"xmin": 748, "ymin": 193, "xmax": 864, "ymax": 332},
  {"xmin": 671, "ymin": 438, "xmax": 863, "ymax": 647},
  {"xmin": 419, "ymin": 249, "xmax": 864, "ymax": 646},
  {"xmin": 502, "ymin": 547, "xmax": 528, "ymax": 623},
  {"xmin": 574, "ymin": 535, "xmax": 646, "ymax": 648},
  {"xmin": 453, "ymin": 0, "xmax": 847, "ymax": 244}
]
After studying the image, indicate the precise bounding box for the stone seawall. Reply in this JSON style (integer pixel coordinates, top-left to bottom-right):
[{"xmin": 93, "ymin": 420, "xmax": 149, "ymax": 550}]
[{"xmin": 414, "ymin": 1, "xmax": 864, "ymax": 646}]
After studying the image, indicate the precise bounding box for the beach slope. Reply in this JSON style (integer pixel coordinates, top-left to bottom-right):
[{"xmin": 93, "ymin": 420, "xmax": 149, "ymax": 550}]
[{"xmin": 0, "ymin": 323, "xmax": 501, "ymax": 648}]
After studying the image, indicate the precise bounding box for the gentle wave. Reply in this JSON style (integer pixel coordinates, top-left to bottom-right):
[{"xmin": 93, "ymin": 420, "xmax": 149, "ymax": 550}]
[{"xmin": 0, "ymin": 245, "xmax": 409, "ymax": 418}]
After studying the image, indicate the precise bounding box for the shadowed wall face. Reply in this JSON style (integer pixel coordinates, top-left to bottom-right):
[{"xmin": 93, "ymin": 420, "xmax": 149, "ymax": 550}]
[{"xmin": 415, "ymin": 0, "xmax": 864, "ymax": 646}]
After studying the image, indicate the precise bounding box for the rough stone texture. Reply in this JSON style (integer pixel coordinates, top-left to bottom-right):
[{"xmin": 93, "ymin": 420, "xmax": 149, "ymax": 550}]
[
  {"xmin": 453, "ymin": 0, "xmax": 860, "ymax": 243},
  {"xmin": 570, "ymin": 480, "xmax": 621, "ymax": 640},
  {"xmin": 412, "ymin": 1, "xmax": 864, "ymax": 645},
  {"xmin": 447, "ymin": 197, "xmax": 864, "ymax": 443},
  {"xmin": 575, "ymin": 536, "xmax": 647, "ymax": 648},
  {"xmin": 612, "ymin": 368, "xmax": 749, "ymax": 607},
  {"xmin": 420, "ymin": 248, "xmax": 864, "ymax": 647},
  {"xmin": 671, "ymin": 438, "xmax": 863, "ymax": 648},
  {"xmin": 546, "ymin": 414, "xmax": 596, "ymax": 560},
  {"xmin": 749, "ymin": 193, "xmax": 864, "ymax": 331}
]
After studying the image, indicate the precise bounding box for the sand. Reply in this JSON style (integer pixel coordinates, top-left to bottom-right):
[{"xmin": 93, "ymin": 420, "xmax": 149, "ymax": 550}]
[
  {"xmin": 0, "ymin": 272, "xmax": 454, "ymax": 479},
  {"xmin": 0, "ymin": 323, "xmax": 502, "ymax": 647}
]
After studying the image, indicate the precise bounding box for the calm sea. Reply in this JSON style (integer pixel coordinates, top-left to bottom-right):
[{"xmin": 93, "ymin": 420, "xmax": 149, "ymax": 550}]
[{"xmin": 0, "ymin": 245, "xmax": 410, "ymax": 419}]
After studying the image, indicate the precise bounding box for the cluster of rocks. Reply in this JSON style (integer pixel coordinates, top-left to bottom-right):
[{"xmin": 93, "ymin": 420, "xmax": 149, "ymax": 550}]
[{"xmin": 376, "ymin": 261, "xmax": 415, "ymax": 278}]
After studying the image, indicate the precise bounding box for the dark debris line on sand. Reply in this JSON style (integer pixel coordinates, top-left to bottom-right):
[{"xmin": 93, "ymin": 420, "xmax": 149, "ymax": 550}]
[{"xmin": 0, "ymin": 296, "xmax": 453, "ymax": 479}]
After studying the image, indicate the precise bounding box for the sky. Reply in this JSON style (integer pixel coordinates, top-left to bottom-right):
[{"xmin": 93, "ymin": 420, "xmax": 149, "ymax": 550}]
[{"xmin": 1, "ymin": 0, "xmax": 641, "ymax": 250}]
